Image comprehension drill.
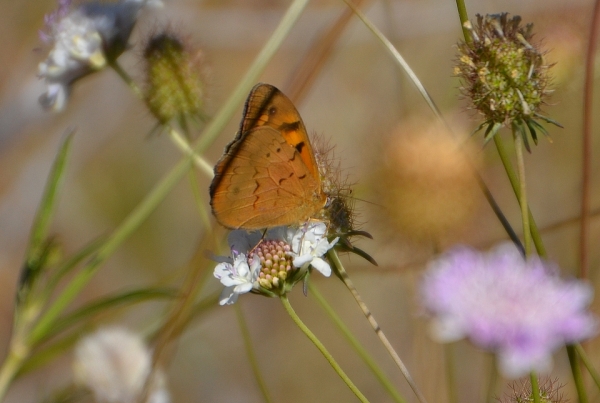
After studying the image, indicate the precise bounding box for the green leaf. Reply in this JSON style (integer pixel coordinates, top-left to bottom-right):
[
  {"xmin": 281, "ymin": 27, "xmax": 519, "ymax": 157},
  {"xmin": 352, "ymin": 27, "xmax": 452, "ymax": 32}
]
[
  {"xmin": 38, "ymin": 288, "xmax": 176, "ymax": 344},
  {"xmin": 335, "ymin": 237, "xmax": 378, "ymax": 266},
  {"xmin": 528, "ymin": 119, "xmax": 550, "ymax": 137},
  {"xmin": 45, "ymin": 236, "xmax": 107, "ymax": 296},
  {"xmin": 525, "ymin": 119, "xmax": 538, "ymax": 145},
  {"xmin": 18, "ymin": 332, "xmax": 82, "ymax": 377},
  {"xmin": 483, "ymin": 122, "xmax": 502, "ymax": 146},
  {"xmin": 470, "ymin": 121, "xmax": 488, "ymax": 136},
  {"xmin": 513, "ymin": 120, "xmax": 531, "ymax": 153},
  {"xmin": 19, "ymin": 131, "xmax": 75, "ymax": 300},
  {"xmin": 533, "ymin": 112, "xmax": 563, "ymax": 128}
]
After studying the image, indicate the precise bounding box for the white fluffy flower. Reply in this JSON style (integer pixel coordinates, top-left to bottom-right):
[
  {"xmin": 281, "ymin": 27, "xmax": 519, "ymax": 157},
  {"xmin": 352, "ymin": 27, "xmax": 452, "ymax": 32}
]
[
  {"xmin": 214, "ymin": 253, "xmax": 261, "ymax": 305},
  {"xmin": 290, "ymin": 222, "xmax": 338, "ymax": 277},
  {"xmin": 73, "ymin": 327, "xmax": 170, "ymax": 403},
  {"xmin": 38, "ymin": 0, "xmax": 161, "ymax": 111}
]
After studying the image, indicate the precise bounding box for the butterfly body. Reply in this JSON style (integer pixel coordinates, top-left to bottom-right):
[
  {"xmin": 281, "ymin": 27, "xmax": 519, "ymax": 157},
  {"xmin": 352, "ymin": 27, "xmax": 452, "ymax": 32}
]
[{"xmin": 210, "ymin": 83, "xmax": 326, "ymax": 229}]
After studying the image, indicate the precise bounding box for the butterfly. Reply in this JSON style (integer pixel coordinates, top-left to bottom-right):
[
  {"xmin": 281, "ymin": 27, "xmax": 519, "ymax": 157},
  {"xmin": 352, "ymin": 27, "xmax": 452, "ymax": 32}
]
[{"xmin": 209, "ymin": 83, "xmax": 327, "ymax": 230}]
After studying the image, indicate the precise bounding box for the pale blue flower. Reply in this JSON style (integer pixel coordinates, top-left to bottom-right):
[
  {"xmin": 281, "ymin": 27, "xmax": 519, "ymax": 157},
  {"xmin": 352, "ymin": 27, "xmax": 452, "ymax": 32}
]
[{"xmin": 421, "ymin": 243, "xmax": 597, "ymax": 377}]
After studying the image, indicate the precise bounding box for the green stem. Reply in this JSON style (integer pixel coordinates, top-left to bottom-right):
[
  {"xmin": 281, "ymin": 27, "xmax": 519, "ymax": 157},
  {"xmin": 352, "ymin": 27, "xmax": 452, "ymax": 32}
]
[
  {"xmin": 110, "ymin": 61, "xmax": 214, "ymax": 177},
  {"xmin": 28, "ymin": 157, "xmax": 193, "ymax": 345},
  {"xmin": 166, "ymin": 126, "xmax": 213, "ymax": 177},
  {"xmin": 342, "ymin": 0, "xmax": 443, "ymax": 124},
  {"xmin": 530, "ymin": 373, "xmax": 540, "ymax": 403},
  {"xmin": 444, "ymin": 344, "xmax": 458, "ymax": 403},
  {"xmin": 576, "ymin": 343, "xmax": 600, "ymax": 392},
  {"xmin": 0, "ymin": 350, "xmax": 25, "ymax": 401},
  {"xmin": 26, "ymin": 0, "xmax": 310, "ymax": 347},
  {"xmin": 235, "ymin": 304, "xmax": 273, "ymax": 403},
  {"xmin": 493, "ymin": 135, "xmax": 546, "ymax": 258},
  {"xmin": 568, "ymin": 344, "xmax": 589, "ymax": 403},
  {"xmin": 484, "ymin": 355, "xmax": 498, "ymax": 403},
  {"xmin": 279, "ymin": 295, "xmax": 369, "ymax": 402},
  {"xmin": 454, "ymin": 0, "xmax": 471, "ymax": 43},
  {"xmin": 514, "ymin": 133, "xmax": 532, "ymax": 256},
  {"xmin": 309, "ymin": 283, "xmax": 406, "ymax": 403}
]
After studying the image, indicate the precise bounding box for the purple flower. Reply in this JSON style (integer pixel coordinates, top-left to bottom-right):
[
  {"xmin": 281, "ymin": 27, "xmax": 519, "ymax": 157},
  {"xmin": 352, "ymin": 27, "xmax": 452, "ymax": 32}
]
[{"xmin": 420, "ymin": 243, "xmax": 597, "ymax": 377}]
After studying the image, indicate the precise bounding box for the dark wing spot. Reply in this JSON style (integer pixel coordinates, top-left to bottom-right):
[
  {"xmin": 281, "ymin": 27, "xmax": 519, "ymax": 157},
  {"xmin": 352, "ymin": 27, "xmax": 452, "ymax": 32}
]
[
  {"xmin": 295, "ymin": 141, "xmax": 306, "ymax": 154},
  {"xmin": 278, "ymin": 172, "xmax": 294, "ymax": 185},
  {"xmin": 280, "ymin": 121, "xmax": 300, "ymax": 133},
  {"xmin": 268, "ymin": 106, "xmax": 277, "ymax": 115},
  {"xmin": 276, "ymin": 147, "xmax": 281, "ymax": 153},
  {"xmin": 266, "ymin": 152, "xmax": 270, "ymax": 158}
]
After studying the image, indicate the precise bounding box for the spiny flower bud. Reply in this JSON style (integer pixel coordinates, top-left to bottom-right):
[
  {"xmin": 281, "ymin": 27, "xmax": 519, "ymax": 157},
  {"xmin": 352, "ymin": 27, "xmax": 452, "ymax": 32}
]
[
  {"xmin": 144, "ymin": 32, "xmax": 205, "ymax": 127},
  {"xmin": 499, "ymin": 377, "xmax": 567, "ymax": 403},
  {"xmin": 456, "ymin": 13, "xmax": 560, "ymax": 150},
  {"xmin": 249, "ymin": 239, "xmax": 294, "ymax": 290}
]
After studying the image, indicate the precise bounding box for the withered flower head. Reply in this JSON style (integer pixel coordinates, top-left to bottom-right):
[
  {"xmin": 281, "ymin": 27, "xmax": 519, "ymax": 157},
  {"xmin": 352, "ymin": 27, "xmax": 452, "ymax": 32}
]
[{"xmin": 455, "ymin": 13, "xmax": 561, "ymax": 150}]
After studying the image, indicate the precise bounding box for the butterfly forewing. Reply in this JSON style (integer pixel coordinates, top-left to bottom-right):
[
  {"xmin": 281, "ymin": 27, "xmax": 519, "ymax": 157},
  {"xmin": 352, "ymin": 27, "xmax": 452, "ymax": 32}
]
[
  {"xmin": 210, "ymin": 126, "xmax": 326, "ymax": 229},
  {"xmin": 240, "ymin": 83, "xmax": 321, "ymax": 181}
]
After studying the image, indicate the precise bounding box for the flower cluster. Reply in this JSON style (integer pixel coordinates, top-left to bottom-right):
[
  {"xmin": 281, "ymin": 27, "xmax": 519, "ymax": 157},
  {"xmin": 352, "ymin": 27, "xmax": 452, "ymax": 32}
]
[
  {"xmin": 455, "ymin": 13, "xmax": 559, "ymax": 148},
  {"xmin": 38, "ymin": 0, "xmax": 162, "ymax": 111},
  {"xmin": 213, "ymin": 222, "xmax": 338, "ymax": 305},
  {"xmin": 420, "ymin": 244, "xmax": 597, "ymax": 378}
]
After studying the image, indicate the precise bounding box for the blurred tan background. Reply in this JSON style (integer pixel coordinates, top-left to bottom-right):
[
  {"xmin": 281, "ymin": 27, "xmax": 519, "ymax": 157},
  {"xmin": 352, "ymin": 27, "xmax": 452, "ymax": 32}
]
[{"xmin": 0, "ymin": 0, "xmax": 598, "ymax": 401}]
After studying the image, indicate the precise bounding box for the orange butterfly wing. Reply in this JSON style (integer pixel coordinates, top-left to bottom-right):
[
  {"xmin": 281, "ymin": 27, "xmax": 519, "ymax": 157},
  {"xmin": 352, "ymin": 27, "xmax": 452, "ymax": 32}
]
[
  {"xmin": 240, "ymin": 83, "xmax": 321, "ymax": 182},
  {"xmin": 210, "ymin": 83, "xmax": 326, "ymax": 229}
]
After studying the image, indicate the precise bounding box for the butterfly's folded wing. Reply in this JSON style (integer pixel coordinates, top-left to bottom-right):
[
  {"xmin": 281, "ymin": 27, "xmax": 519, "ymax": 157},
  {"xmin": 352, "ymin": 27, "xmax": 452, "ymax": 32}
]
[
  {"xmin": 240, "ymin": 83, "xmax": 321, "ymax": 181},
  {"xmin": 210, "ymin": 127, "xmax": 326, "ymax": 229}
]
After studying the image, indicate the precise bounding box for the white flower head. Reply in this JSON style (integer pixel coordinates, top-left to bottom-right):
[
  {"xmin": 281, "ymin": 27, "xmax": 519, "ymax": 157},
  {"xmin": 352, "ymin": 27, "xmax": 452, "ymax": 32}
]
[
  {"xmin": 73, "ymin": 327, "xmax": 170, "ymax": 403},
  {"xmin": 214, "ymin": 253, "xmax": 261, "ymax": 305},
  {"xmin": 290, "ymin": 221, "xmax": 338, "ymax": 277},
  {"xmin": 38, "ymin": 0, "xmax": 160, "ymax": 111}
]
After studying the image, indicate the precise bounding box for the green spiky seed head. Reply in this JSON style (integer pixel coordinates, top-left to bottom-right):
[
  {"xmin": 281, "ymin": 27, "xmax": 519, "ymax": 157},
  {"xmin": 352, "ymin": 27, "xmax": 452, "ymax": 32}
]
[
  {"xmin": 455, "ymin": 13, "xmax": 560, "ymax": 149},
  {"xmin": 144, "ymin": 32, "xmax": 205, "ymax": 126}
]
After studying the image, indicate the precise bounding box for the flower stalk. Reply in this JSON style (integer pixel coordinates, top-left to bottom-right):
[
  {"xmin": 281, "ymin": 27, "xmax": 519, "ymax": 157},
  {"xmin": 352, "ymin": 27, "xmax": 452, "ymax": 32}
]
[
  {"xmin": 529, "ymin": 373, "xmax": 541, "ymax": 403},
  {"xmin": 514, "ymin": 131, "xmax": 532, "ymax": 256},
  {"xmin": 235, "ymin": 304, "xmax": 273, "ymax": 403},
  {"xmin": 327, "ymin": 250, "xmax": 428, "ymax": 403},
  {"xmin": 309, "ymin": 283, "xmax": 407, "ymax": 403},
  {"xmin": 279, "ymin": 295, "xmax": 369, "ymax": 403}
]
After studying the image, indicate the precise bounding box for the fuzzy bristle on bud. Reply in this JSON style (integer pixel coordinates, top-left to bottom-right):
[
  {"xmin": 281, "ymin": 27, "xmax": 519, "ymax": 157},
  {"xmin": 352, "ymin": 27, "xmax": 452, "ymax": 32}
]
[
  {"xmin": 144, "ymin": 32, "xmax": 205, "ymax": 126},
  {"xmin": 499, "ymin": 377, "xmax": 566, "ymax": 403},
  {"xmin": 456, "ymin": 13, "xmax": 559, "ymax": 147},
  {"xmin": 371, "ymin": 119, "xmax": 481, "ymax": 244},
  {"xmin": 249, "ymin": 239, "xmax": 294, "ymax": 290}
]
